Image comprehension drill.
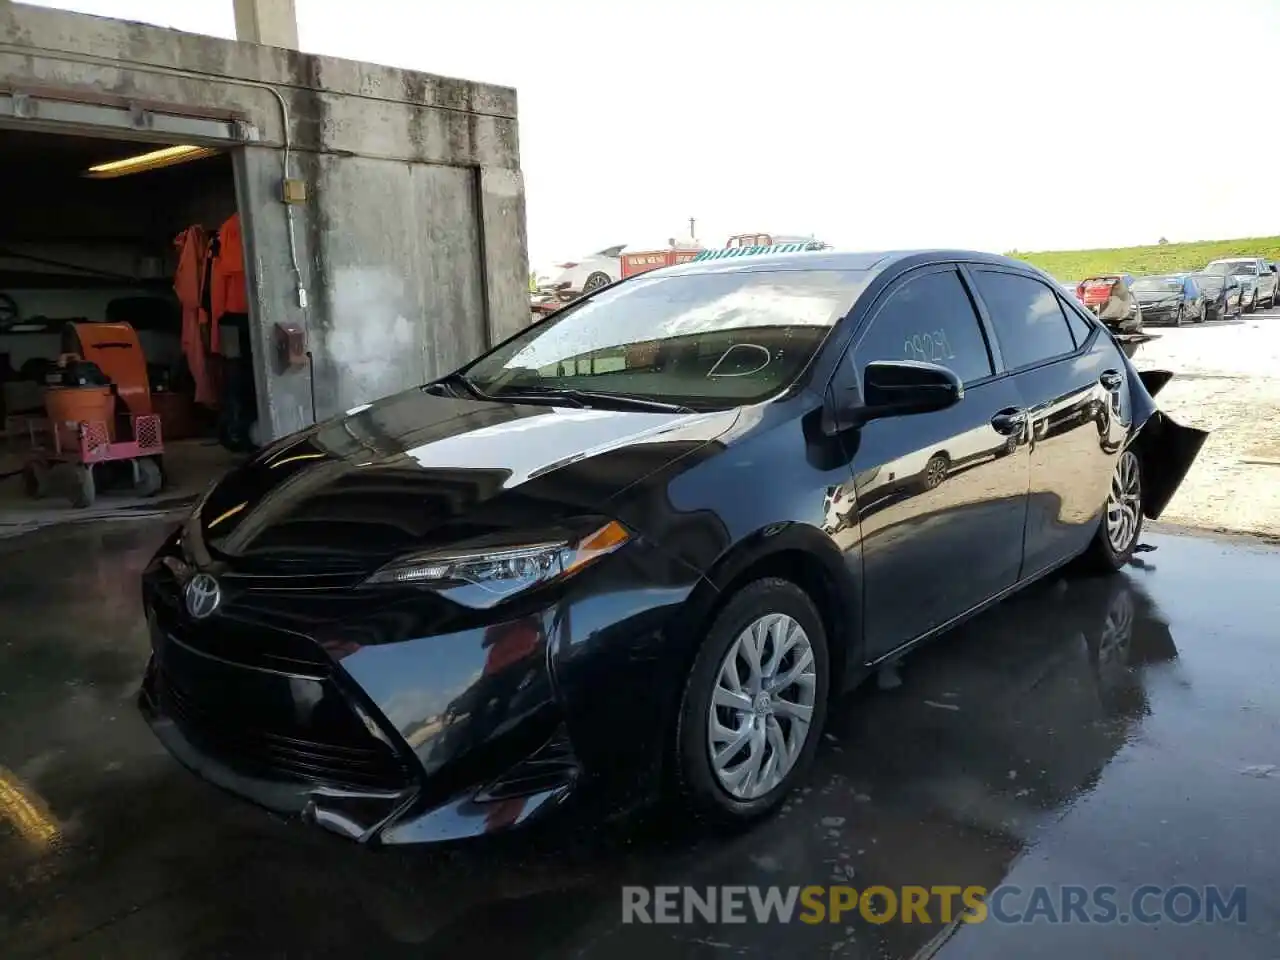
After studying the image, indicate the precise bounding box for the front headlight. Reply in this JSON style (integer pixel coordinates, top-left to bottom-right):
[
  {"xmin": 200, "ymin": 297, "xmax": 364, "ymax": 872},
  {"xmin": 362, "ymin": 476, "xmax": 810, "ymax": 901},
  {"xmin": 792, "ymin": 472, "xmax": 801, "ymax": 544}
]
[{"xmin": 363, "ymin": 520, "xmax": 631, "ymax": 606}]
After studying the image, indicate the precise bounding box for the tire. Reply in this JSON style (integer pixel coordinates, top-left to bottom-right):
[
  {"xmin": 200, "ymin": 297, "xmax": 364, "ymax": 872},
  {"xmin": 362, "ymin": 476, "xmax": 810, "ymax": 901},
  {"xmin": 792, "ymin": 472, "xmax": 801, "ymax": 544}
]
[
  {"xmin": 70, "ymin": 464, "xmax": 95, "ymax": 509},
  {"xmin": 22, "ymin": 462, "xmax": 48, "ymax": 499},
  {"xmin": 921, "ymin": 452, "xmax": 950, "ymax": 489},
  {"xmin": 582, "ymin": 271, "xmax": 611, "ymax": 293},
  {"xmin": 133, "ymin": 457, "xmax": 162, "ymax": 497},
  {"xmin": 1174, "ymin": 304, "xmax": 1185, "ymax": 327},
  {"xmin": 1081, "ymin": 450, "xmax": 1143, "ymax": 573},
  {"xmin": 674, "ymin": 578, "xmax": 830, "ymax": 825}
]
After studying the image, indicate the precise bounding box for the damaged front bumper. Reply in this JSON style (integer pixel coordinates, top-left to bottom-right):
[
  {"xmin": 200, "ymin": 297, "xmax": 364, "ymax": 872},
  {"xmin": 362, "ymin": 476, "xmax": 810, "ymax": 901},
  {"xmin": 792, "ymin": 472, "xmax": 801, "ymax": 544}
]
[{"xmin": 1129, "ymin": 367, "xmax": 1209, "ymax": 520}]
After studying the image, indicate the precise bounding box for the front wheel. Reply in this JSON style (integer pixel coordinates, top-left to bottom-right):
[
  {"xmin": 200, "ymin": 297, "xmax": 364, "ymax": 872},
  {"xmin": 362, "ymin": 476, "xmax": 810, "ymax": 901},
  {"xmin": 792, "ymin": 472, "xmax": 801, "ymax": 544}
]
[
  {"xmin": 70, "ymin": 464, "xmax": 96, "ymax": 509},
  {"xmin": 674, "ymin": 578, "xmax": 830, "ymax": 824},
  {"xmin": 1081, "ymin": 450, "xmax": 1143, "ymax": 572},
  {"xmin": 1174, "ymin": 304, "xmax": 1185, "ymax": 326},
  {"xmin": 133, "ymin": 457, "xmax": 163, "ymax": 497}
]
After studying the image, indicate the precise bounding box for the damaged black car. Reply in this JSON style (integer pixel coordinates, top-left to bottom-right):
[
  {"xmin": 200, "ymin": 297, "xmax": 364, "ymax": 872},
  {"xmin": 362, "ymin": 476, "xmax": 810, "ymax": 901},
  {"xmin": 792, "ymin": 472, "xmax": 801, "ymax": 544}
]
[{"xmin": 137, "ymin": 249, "xmax": 1206, "ymax": 846}]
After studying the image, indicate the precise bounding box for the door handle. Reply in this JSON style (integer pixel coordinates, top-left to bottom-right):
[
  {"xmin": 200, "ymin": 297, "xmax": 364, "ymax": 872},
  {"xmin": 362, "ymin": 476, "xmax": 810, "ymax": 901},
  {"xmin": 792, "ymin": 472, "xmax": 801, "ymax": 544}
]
[
  {"xmin": 1099, "ymin": 369, "xmax": 1123, "ymax": 390},
  {"xmin": 990, "ymin": 407, "xmax": 1026, "ymax": 435}
]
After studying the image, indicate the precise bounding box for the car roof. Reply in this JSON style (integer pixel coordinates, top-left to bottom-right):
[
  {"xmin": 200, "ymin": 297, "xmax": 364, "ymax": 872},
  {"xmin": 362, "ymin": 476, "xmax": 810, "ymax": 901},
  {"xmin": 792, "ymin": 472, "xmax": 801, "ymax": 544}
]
[{"xmin": 657, "ymin": 248, "xmax": 1042, "ymax": 280}]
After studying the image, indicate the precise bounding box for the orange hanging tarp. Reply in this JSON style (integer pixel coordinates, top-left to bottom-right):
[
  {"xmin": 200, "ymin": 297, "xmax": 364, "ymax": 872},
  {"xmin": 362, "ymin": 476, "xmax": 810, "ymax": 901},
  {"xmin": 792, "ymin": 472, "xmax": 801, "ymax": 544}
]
[
  {"xmin": 174, "ymin": 225, "xmax": 218, "ymax": 407},
  {"xmin": 210, "ymin": 213, "xmax": 249, "ymax": 334}
]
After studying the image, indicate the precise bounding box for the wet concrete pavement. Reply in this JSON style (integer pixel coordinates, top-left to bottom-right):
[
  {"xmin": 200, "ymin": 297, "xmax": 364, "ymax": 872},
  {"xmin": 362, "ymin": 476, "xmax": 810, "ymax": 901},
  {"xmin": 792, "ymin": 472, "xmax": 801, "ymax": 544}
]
[{"xmin": 2, "ymin": 520, "xmax": 1279, "ymax": 958}]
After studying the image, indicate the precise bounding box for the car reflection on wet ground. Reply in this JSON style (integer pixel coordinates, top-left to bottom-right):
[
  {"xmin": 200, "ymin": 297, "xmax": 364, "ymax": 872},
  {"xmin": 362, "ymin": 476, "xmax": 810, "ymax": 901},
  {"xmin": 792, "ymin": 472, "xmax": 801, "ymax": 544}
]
[{"xmin": 2, "ymin": 520, "xmax": 1278, "ymax": 958}]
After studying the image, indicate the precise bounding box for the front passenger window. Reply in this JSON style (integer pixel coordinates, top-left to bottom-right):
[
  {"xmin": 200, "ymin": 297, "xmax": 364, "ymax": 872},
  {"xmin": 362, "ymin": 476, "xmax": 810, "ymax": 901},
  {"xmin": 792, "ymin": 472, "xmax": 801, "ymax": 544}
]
[{"xmin": 855, "ymin": 269, "xmax": 994, "ymax": 385}]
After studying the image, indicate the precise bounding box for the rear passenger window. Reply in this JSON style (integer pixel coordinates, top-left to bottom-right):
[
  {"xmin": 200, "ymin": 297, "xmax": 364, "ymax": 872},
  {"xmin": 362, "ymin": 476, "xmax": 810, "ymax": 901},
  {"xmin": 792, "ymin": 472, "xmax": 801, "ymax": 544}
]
[
  {"xmin": 856, "ymin": 268, "xmax": 994, "ymax": 384},
  {"xmin": 1059, "ymin": 296, "xmax": 1094, "ymax": 347},
  {"xmin": 971, "ymin": 271, "xmax": 1077, "ymax": 369}
]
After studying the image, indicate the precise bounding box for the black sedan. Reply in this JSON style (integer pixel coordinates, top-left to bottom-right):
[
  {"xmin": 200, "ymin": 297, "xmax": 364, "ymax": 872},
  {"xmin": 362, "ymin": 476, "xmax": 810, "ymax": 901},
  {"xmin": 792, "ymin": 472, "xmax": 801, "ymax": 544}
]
[
  {"xmin": 137, "ymin": 249, "xmax": 1205, "ymax": 846},
  {"xmin": 1188, "ymin": 271, "xmax": 1243, "ymax": 322},
  {"xmin": 1130, "ymin": 274, "xmax": 1206, "ymax": 325}
]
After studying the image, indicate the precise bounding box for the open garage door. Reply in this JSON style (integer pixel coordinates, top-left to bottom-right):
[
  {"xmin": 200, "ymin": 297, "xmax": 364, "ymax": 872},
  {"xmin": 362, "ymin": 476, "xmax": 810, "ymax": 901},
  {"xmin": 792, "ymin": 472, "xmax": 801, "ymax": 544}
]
[{"xmin": 0, "ymin": 112, "xmax": 258, "ymax": 512}]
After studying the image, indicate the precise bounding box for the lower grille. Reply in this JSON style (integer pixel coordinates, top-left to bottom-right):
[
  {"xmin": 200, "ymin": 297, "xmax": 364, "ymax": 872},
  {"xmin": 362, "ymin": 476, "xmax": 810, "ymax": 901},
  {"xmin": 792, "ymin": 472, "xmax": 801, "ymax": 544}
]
[{"xmin": 156, "ymin": 667, "xmax": 412, "ymax": 792}]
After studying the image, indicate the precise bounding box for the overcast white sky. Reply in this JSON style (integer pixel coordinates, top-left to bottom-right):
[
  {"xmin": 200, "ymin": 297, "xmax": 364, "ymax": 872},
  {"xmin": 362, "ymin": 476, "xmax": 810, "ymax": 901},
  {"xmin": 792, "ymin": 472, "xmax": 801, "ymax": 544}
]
[{"xmin": 27, "ymin": 0, "xmax": 1280, "ymax": 268}]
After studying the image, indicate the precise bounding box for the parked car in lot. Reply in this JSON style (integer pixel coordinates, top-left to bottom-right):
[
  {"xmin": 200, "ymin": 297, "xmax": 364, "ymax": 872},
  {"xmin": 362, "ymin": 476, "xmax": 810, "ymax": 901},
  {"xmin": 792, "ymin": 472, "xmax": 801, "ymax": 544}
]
[
  {"xmin": 1188, "ymin": 272, "xmax": 1243, "ymax": 322},
  {"xmin": 552, "ymin": 240, "xmax": 701, "ymax": 294},
  {"xmin": 1077, "ymin": 274, "xmax": 1144, "ymax": 332},
  {"xmin": 1130, "ymin": 274, "xmax": 1206, "ymax": 325},
  {"xmin": 1203, "ymin": 257, "xmax": 1278, "ymax": 312},
  {"xmin": 137, "ymin": 248, "xmax": 1205, "ymax": 846}
]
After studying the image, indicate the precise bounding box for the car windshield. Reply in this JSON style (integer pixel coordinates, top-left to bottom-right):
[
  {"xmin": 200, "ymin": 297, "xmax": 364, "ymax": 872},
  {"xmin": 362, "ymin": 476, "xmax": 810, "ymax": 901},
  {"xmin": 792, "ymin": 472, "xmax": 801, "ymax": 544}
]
[
  {"xmin": 1132, "ymin": 277, "xmax": 1182, "ymax": 293},
  {"xmin": 462, "ymin": 269, "xmax": 866, "ymax": 408},
  {"xmin": 1207, "ymin": 261, "xmax": 1256, "ymax": 276}
]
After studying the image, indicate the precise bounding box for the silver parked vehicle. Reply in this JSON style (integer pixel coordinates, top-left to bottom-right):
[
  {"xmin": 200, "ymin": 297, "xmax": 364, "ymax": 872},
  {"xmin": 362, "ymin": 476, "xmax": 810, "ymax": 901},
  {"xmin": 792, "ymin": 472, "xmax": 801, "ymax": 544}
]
[{"xmin": 1203, "ymin": 257, "xmax": 1278, "ymax": 312}]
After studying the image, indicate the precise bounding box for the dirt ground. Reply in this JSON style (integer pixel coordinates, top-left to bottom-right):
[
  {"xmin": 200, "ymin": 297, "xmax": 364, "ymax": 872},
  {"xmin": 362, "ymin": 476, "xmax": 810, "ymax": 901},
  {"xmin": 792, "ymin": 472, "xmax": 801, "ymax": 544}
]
[{"xmin": 1132, "ymin": 309, "xmax": 1280, "ymax": 538}]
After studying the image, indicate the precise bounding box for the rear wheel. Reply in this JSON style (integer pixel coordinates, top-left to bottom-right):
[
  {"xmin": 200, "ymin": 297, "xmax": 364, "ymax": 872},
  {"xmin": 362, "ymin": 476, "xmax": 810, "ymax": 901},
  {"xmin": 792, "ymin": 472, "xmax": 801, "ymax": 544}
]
[
  {"xmin": 674, "ymin": 578, "xmax": 829, "ymax": 824},
  {"xmin": 922, "ymin": 453, "xmax": 950, "ymax": 489},
  {"xmin": 582, "ymin": 271, "xmax": 611, "ymax": 293},
  {"xmin": 22, "ymin": 461, "xmax": 48, "ymax": 499},
  {"xmin": 1082, "ymin": 450, "xmax": 1143, "ymax": 572}
]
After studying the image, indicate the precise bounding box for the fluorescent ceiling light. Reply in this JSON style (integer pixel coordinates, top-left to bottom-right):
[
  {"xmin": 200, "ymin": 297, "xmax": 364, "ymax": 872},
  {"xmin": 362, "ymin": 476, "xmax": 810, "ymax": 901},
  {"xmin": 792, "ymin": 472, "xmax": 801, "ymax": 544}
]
[{"xmin": 84, "ymin": 144, "xmax": 219, "ymax": 179}]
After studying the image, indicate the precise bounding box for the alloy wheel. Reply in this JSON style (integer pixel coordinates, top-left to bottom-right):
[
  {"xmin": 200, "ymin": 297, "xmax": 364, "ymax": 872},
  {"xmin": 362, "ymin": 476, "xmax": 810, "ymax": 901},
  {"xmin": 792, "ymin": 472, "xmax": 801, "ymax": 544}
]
[
  {"xmin": 707, "ymin": 613, "xmax": 817, "ymax": 800},
  {"xmin": 1105, "ymin": 451, "xmax": 1141, "ymax": 553},
  {"xmin": 924, "ymin": 455, "xmax": 948, "ymax": 489}
]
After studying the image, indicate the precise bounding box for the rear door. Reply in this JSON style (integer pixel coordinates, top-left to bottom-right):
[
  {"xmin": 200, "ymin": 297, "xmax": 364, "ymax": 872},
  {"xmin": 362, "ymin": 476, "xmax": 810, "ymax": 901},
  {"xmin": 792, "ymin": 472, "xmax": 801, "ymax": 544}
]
[
  {"xmin": 847, "ymin": 265, "xmax": 1030, "ymax": 660},
  {"xmin": 967, "ymin": 267, "xmax": 1121, "ymax": 578}
]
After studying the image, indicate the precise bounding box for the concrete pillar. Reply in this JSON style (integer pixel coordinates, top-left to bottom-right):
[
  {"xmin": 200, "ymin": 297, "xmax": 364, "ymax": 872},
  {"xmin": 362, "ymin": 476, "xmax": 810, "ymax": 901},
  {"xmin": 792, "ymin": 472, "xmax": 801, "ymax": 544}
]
[{"xmin": 232, "ymin": 0, "xmax": 299, "ymax": 50}]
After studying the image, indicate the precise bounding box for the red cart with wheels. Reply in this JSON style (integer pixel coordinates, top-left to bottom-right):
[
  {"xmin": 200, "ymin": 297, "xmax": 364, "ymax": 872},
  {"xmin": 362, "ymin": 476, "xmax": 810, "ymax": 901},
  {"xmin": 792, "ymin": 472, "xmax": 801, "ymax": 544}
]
[{"xmin": 22, "ymin": 414, "xmax": 164, "ymax": 508}]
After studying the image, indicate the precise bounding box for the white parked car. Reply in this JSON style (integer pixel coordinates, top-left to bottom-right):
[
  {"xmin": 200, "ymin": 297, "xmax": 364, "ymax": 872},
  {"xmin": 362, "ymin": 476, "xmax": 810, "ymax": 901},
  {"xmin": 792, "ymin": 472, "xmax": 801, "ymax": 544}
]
[{"xmin": 552, "ymin": 240, "xmax": 700, "ymax": 294}]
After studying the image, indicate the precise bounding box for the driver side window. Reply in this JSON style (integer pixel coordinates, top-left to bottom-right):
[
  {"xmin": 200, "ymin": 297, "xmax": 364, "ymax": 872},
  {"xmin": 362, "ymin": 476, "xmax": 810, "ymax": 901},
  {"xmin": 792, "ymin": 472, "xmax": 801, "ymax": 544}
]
[{"xmin": 855, "ymin": 268, "xmax": 994, "ymax": 385}]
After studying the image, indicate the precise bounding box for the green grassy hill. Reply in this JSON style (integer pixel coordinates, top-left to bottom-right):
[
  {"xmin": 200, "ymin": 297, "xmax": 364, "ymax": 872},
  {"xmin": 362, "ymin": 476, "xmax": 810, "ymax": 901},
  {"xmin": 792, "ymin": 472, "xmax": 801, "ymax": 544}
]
[{"xmin": 1007, "ymin": 237, "xmax": 1280, "ymax": 281}]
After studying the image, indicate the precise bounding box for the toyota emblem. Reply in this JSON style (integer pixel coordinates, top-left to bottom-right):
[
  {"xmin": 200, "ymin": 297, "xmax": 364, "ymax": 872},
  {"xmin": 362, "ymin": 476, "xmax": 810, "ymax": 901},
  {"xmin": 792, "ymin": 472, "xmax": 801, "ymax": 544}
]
[{"xmin": 184, "ymin": 573, "xmax": 222, "ymax": 620}]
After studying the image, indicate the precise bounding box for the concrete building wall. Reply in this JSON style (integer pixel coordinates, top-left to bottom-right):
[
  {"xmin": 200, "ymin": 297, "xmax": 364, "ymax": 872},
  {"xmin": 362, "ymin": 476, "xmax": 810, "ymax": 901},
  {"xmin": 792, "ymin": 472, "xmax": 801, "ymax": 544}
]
[{"xmin": 0, "ymin": 2, "xmax": 529, "ymax": 437}]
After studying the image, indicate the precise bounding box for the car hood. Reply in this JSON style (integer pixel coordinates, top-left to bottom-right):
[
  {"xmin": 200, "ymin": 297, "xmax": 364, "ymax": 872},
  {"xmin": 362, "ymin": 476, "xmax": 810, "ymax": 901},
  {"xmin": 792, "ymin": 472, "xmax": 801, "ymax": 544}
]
[
  {"xmin": 190, "ymin": 388, "xmax": 738, "ymax": 574},
  {"xmin": 1135, "ymin": 293, "xmax": 1180, "ymax": 304}
]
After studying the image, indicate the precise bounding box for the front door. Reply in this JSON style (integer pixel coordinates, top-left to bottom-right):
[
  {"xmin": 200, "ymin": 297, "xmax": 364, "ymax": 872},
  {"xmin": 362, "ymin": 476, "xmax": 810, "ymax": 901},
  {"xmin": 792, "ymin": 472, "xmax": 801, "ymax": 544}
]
[
  {"xmin": 967, "ymin": 268, "xmax": 1122, "ymax": 577},
  {"xmin": 846, "ymin": 266, "xmax": 1030, "ymax": 661}
]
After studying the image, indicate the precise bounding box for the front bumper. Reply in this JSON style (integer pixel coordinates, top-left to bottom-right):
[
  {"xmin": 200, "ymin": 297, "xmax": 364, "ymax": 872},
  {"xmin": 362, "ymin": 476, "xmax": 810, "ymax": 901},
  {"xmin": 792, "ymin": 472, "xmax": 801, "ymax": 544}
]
[
  {"xmin": 1138, "ymin": 303, "xmax": 1179, "ymax": 324},
  {"xmin": 139, "ymin": 536, "xmax": 704, "ymax": 845}
]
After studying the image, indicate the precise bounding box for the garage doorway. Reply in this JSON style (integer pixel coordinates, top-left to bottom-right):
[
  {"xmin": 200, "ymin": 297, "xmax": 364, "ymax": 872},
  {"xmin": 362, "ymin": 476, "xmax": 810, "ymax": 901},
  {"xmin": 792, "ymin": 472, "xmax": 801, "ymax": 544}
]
[{"xmin": 0, "ymin": 122, "xmax": 256, "ymax": 517}]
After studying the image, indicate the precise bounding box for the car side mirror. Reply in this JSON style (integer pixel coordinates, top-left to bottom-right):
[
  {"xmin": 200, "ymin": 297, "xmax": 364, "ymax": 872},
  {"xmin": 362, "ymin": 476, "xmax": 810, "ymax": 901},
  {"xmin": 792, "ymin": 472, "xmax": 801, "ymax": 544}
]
[{"xmin": 827, "ymin": 360, "xmax": 962, "ymax": 432}]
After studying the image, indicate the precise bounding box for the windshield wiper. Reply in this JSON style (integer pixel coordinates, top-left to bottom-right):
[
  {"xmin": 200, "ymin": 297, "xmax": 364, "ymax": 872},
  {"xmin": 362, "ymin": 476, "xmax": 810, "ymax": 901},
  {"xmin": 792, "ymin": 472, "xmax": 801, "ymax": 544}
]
[
  {"xmin": 435, "ymin": 371, "xmax": 494, "ymax": 401},
  {"xmin": 495, "ymin": 386, "xmax": 695, "ymax": 414}
]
